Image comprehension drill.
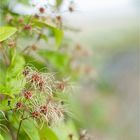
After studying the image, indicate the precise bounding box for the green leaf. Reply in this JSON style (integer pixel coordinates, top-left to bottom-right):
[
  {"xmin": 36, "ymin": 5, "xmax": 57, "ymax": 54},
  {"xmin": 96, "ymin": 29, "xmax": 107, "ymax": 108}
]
[
  {"xmin": 0, "ymin": 134, "xmax": 4, "ymax": 140},
  {"xmin": 53, "ymin": 28, "xmax": 64, "ymax": 48},
  {"xmin": 0, "ymin": 54, "xmax": 25, "ymax": 98},
  {"xmin": 32, "ymin": 20, "xmax": 63, "ymax": 48},
  {"xmin": 56, "ymin": 0, "xmax": 63, "ymax": 8},
  {"xmin": 0, "ymin": 26, "xmax": 17, "ymax": 42},
  {"xmin": 38, "ymin": 50, "xmax": 70, "ymax": 72},
  {"xmin": 17, "ymin": 0, "xmax": 29, "ymax": 5},
  {"xmin": 24, "ymin": 54, "xmax": 46, "ymax": 70},
  {"xmin": 40, "ymin": 34, "xmax": 48, "ymax": 42},
  {"xmin": 39, "ymin": 126, "xmax": 59, "ymax": 140},
  {"xmin": 22, "ymin": 119, "xmax": 40, "ymax": 140}
]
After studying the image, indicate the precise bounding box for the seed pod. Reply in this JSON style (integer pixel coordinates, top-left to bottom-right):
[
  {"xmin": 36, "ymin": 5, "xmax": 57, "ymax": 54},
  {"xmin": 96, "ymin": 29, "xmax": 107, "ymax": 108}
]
[
  {"xmin": 24, "ymin": 90, "xmax": 32, "ymax": 99},
  {"xmin": 31, "ymin": 44, "xmax": 37, "ymax": 51},
  {"xmin": 69, "ymin": 6, "xmax": 74, "ymax": 12},
  {"xmin": 40, "ymin": 105, "xmax": 48, "ymax": 114},
  {"xmin": 68, "ymin": 1, "xmax": 75, "ymax": 12},
  {"xmin": 39, "ymin": 7, "xmax": 45, "ymax": 13},
  {"xmin": 23, "ymin": 68, "xmax": 30, "ymax": 76},
  {"xmin": 31, "ymin": 73, "xmax": 41, "ymax": 82},
  {"xmin": 23, "ymin": 25, "xmax": 32, "ymax": 30},
  {"xmin": 16, "ymin": 102, "xmax": 23, "ymax": 109},
  {"xmin": 31, "ymin": 111, "xmax": 40, "ymax": 118},
  {"xmin": 38, "ymin": 80, "xmax": 44, "ymax": 91},
  {"xmin": 56, "ymin": 15, "xmax": 61, "ymax": 22},
  {"xmin": 18, "ymin": 18, "xmax": 24, "ymax": 23},
  {"xmin": 56, "ymin": 81, "xmax": 65, "ymax": 91},
  {"xmin": 60, "ymin": 101, "xmax": 64, "ymax": 105}
]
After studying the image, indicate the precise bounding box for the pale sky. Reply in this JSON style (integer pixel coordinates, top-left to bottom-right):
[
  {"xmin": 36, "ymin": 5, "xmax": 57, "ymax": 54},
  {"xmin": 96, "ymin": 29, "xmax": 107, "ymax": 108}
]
[{"xmin": 12, "ymin": 0, "xmax": 136, "ymax": 17}]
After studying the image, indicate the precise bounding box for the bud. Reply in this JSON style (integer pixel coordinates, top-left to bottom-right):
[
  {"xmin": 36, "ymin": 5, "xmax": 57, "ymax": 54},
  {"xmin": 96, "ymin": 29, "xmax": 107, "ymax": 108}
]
[
  {"xmin": 31, "ymin": 44, "xmax": 37, "ymax": 51},
  {"xmin": 23, "ymin": 25, "xmax": 32, "ymax": 30},
  {"xmin": 56, "ymin": 16, "xmax": 61, "ymax": 21},
  {"xmin": 39, "ymin": 7, "xmax": 45, "ymax": 13},
  {"xmin": 18, "ymin": 18, "xmax": 24, "ymax": 24},
  {"xmin": 69, "ymin": 6, "xmax": 74, "ymax": 12}
]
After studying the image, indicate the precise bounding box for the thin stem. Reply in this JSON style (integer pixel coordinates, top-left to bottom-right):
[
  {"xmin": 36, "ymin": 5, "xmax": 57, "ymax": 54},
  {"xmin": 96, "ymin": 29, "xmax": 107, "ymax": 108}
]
[
  {"xmin": 16, "ymin": 111, "xmax": 25, "ymax": 140},
  {"xmin": 16, "ymin": 119, "xmax": 22, "ymax": 140}
]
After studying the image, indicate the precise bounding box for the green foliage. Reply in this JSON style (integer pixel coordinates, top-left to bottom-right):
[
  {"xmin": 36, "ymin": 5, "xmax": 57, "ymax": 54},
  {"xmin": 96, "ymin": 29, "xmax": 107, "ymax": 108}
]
[
  {"xmin": 0, "ymin": 1, "xmax": 81, "ymax": 140},
  {"xmin": 56, "ymin": 0, "xmax": 63, "ymax": 8},
  {"xmin": 38, "ymin": 50, "xmax": 70, "ymax": 73},
  {"xmin": 39, "ymin": 126, "xmax": 59, "ymax": 140},
  {"xmin": 32, "ymin": 20, "xmax": 63, "ymax": 48},
  {"xmin": 22, "ymin": 119, "xmax": 40, "ymax": 140},
  {"xmin": 0, "ymin": 54, "xmax": 25, "ymax": 98},
  {"xmin": 0, "ymin": 26, "xmax": 17, "ymax": 42},
  {"xmin": 52, "ymin": 27, "xmax": 64, "ymax": 48},
  {"xmin": 0, "ymin": 134, "xmax": 4, "ymax": 140},
  {"xmin": 17, "ymin": 0, "xmax": 29, "ymax": 5}
]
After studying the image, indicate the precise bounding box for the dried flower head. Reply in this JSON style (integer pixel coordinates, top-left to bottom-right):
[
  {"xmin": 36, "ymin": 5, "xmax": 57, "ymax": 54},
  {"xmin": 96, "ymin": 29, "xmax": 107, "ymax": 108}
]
[
  {"xmin": 16, "ymin": 102, "xmax": 23, "ymax": 109},
  {"xmin": 68, "ymin": 1, "xmax": 75, "ymax": 12},
  {"xmin": 31, "ymin": 111, "xmax": 40, "ymax": 118},
  {"xmin": 40, "ymin": 105, "xmax": 48, "ymax": 114},
  {"xmin": 23, "ymin": 68, "xmax": 30, "ymax": 76},
  {"xmin": 39, "ymin": 7, "xmax": 45, "ymax": 13},
  {"xmin": 43, "ymin": 101, "xmax": 64, "ymax": 125},
  {"xmin": 16, "ymin": 66, "xmax": 70, "ymax": 125},
  {"xmin": 18, "ymin": 18, "xmax": 24, "ymax": 24},
  {"xmin": 23, "ymin": 90, "xmax": 32, "ymax": 99},
  {"xmin": 23, "ymin": 25, "xmax": 32, "ymax": 30}
]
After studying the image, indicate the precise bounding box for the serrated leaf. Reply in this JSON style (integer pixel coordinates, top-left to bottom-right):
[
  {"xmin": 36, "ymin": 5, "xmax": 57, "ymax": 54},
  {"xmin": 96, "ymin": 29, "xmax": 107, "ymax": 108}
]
[
  {"xmin": 22, "ymin": 119, "xmax": 40, "ymax": 140},
  {"xmin": 0, "ymin": 26, "xmax": 17, "ymax": 42}
]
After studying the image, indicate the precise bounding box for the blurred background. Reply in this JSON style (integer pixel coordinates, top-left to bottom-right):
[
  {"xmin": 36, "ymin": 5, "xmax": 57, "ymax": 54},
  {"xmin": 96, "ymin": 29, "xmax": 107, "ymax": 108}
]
[{"xmin": 62, "ymin": 0, "xmax": 139, "ymax": 140}]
